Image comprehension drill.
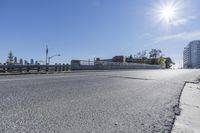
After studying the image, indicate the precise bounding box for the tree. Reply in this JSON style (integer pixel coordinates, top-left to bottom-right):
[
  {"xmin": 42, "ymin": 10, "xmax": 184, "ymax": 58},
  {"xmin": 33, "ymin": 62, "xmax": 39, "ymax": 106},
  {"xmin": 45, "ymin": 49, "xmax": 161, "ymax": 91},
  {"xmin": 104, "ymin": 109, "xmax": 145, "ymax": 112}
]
[
  {"xmin": 129, "ymin": 54, "xmax": 133, "ymax": 60},
  {"xmin": 157, "ymin": 56, "xmax": 166, "ymax": 67},
  {"xmin": 165, "ymin": 57, "xmax": 175, "ymax": 69},
  {"xmin": 158, "ymin": 56, "xmax": 164, "ymax": 64},
  {"xmin": 149, "ymin": 49, "xmax": 162, "ymax": 59},
  {"xmin": 134, "ymin": 52, "xmax": 140, "ymax": 59},
  {"xmin": 7, "ymin": 51, "xmax": 14, "ymax": 65},
  {"xmin": 133, "ymin": 50, "xmax": 148, "ymax": 64},
  {"xmin": 126, "ymin": 54, "xmax": 134, "ymax": 62}
]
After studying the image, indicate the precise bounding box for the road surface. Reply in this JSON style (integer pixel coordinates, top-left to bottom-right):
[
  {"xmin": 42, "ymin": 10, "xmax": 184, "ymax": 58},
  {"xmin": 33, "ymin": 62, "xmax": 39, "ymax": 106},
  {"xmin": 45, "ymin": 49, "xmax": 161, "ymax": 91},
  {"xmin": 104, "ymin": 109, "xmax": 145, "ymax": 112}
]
[{"xmin": 0, "ymin": 69, "xmax": 199, "ymax": 133}]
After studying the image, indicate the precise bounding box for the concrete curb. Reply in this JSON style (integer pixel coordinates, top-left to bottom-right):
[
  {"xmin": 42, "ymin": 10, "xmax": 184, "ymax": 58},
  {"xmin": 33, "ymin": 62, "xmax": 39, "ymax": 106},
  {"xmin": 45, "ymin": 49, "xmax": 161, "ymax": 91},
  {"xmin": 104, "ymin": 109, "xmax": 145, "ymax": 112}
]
[{"xmin": 172, "ymin": 82, "xmax": 200, "ymax": 133}]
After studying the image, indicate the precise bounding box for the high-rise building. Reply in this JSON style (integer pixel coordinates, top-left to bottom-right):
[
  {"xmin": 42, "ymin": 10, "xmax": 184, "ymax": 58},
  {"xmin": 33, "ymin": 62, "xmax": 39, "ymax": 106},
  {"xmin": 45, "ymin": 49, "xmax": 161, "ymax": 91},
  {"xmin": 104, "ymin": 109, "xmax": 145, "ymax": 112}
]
[
  {"xmin": 30, "ymin": 59, "xmax": 34, "ymax": 65},
  {"xmin": 35, "ymin": 61, "xmax": 39, "ymax": 65},
  {"xmin": 183, "ymin": 40, "xmax": 200, "ymax": 68},
  {"xmin": 24, "ymin": 60, "xmax": 29, "ymax": 65},
  {"xmin": 14, "ymin": 57, "xmax": 17, "ymax": 64},
  {"xmin": 19, "ymin": 58, "xmax": 23, "ymax": 65}
]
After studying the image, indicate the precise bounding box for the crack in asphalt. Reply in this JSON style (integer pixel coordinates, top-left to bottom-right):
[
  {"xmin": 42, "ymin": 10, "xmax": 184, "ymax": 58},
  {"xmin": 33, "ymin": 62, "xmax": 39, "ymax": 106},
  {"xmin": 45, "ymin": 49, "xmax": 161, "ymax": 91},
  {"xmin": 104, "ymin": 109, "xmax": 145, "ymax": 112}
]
[{"xmin": 108, "ymin": 76, "xmax": 153, "ymax": 80}]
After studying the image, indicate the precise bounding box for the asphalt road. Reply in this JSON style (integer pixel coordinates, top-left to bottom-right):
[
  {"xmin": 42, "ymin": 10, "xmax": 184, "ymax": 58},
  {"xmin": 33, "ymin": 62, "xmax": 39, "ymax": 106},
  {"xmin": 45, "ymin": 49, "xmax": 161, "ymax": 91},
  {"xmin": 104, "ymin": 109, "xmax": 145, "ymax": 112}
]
[{"xmin": 0, "ymin": 69, "xmax": 199, "ymax": 133}]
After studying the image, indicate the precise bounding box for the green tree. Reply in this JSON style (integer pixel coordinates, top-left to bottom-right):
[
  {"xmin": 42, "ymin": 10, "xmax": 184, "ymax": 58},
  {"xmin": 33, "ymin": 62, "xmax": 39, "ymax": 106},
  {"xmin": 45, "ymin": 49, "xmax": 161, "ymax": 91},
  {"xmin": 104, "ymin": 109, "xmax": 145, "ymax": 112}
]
[
  {"xmin": 149, "ymin": 49, "xmax": 162, "ymax": 59},
  {"xmin": 7, "ymin": 51, "xmax": 14, "ymax": 65},
  {"xmin": 165, "ymin": 57, "xmax": 175, "ymax": 69},
  {"xmin": 158, "ymin": 56, "xmax": 165, "ymax": 65}
]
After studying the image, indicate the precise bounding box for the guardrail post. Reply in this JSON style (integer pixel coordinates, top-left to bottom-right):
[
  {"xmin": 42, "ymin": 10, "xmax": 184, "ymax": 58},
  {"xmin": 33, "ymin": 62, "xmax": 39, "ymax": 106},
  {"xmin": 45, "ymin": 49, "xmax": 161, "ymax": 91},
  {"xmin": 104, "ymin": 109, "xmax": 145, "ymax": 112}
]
[
  {"xmin": 7, "ymin": 65, "xmax": 9, "ymax": 72},
  {"xmin": 46, "ymin": 65, "xmax": 49, "ymax": 72},
  {"xmin": 37, "ymin": 65, "xmax": 40, "ymax": 72},
  {"xmin": 3, "ymin": 64, "xmax": 6, "ymax": 72},
  {"xmin": 19, "ymin": 66, "xmax": 23, "ymax": 73},
  {"xmin": 66, "ymin": 64, "xmax": 69, "ymax": 71},
  {"xmin": 27, "ymin": 65, "xmax": 30, "ymax": 72},
  {"xmin": 55, "ymin": 63, "xmax": 57, "ymax": 71},
  {"xmin": 62, "ymin": 64, "xmax": 65, "ymax": 71},
  {"xmin": 59, "ymin": 63, "xmax": 61, "ymax": 71}
]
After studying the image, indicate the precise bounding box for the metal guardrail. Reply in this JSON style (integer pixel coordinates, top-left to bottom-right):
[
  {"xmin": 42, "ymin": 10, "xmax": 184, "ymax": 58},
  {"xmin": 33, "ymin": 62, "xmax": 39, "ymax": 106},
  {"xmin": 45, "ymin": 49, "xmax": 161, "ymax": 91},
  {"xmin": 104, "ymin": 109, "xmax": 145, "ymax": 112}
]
[{"xmin": 0, "ymin": 64, "xmax": 70, "ymax": 73}]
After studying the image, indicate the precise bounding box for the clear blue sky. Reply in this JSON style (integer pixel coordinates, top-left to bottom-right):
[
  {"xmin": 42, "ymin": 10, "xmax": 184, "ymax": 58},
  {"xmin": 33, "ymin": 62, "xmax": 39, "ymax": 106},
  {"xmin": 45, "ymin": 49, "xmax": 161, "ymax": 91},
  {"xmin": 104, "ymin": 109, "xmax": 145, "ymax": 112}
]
[{"xmin": 0, "ymin": 0, "xmax": 200, "ymax": 65}]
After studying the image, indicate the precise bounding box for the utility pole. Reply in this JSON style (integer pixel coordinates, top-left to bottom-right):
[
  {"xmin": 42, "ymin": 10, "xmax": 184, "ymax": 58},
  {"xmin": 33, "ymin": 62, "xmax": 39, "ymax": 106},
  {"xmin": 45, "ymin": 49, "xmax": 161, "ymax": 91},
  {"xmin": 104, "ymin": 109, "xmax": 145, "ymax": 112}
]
[{"xmin": 46, "ymin": 45, "xmax": 48, "ymax": 65}]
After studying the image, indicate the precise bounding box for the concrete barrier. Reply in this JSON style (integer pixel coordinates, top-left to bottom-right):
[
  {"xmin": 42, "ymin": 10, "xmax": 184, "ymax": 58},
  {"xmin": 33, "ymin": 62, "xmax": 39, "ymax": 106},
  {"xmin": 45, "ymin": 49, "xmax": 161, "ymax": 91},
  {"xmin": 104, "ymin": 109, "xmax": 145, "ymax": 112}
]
[{"xmin": 71, "ymin": 60, "xmax": 161, "ymax": 70}]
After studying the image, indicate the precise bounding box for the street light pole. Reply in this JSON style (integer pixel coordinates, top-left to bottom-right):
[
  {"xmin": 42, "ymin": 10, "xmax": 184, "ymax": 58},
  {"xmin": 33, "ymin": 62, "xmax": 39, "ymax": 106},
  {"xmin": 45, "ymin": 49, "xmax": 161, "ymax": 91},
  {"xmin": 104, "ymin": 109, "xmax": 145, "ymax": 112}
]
[
  {"xmin": 46, "ymin": 45, "xmax": 48, "ymax": 65},
  {"xmin": 48, "ymin": 54, "xmax": 61, "ymax": 65}
]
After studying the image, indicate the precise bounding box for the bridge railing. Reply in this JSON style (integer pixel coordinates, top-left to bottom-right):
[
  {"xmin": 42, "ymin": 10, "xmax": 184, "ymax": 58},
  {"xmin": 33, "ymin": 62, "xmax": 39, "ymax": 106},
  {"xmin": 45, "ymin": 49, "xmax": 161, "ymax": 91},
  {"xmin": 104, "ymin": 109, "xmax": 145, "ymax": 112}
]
[{"xmin": 0, "ymin": 64, "xmax": 70, "ymax": 73}]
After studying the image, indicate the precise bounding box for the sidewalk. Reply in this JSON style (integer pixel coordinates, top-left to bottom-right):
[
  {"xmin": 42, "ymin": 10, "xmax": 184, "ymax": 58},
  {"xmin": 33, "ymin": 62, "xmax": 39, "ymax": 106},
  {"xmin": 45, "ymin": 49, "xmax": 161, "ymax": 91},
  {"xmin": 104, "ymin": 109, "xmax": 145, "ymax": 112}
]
[{"xmin": 172, "ymin": 82, "xmax": 200, "ymax": 133}]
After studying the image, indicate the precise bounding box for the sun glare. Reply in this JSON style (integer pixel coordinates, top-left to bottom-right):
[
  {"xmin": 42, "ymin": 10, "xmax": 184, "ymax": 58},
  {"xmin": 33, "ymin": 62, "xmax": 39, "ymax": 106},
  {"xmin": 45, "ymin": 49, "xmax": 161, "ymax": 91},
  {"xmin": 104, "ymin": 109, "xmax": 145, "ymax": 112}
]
[
  {"xmin": 154, "ymin": 0, "xmax": 184, "ymax": 27},
  {"xmin": 160, "ymin": 5, "xmax": 176, "ymax": 23}
]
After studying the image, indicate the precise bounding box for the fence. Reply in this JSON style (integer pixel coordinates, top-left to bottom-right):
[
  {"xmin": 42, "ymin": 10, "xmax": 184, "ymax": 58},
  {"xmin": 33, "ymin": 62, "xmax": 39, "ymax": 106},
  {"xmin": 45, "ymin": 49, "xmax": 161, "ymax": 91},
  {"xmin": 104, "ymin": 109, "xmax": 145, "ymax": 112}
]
[
  {"xmin": 0, "ymin": 64, "xmax": 70, "ymax": 73},
  {"xmin": 71, "ymin": 60, "xmax": 162, "ymax": 70}
]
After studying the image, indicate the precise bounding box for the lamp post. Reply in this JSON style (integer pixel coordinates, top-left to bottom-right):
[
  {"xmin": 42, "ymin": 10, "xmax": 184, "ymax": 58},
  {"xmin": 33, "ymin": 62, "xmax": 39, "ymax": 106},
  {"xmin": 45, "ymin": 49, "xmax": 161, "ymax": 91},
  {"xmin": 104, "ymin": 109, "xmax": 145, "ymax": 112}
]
[
  {"xmin": 48, "ymin": 54, "xmax": 61, "ymax": 65},
  {"xmin": 46, "ymin": 45, "xmax": 48, "ymax": 65}
]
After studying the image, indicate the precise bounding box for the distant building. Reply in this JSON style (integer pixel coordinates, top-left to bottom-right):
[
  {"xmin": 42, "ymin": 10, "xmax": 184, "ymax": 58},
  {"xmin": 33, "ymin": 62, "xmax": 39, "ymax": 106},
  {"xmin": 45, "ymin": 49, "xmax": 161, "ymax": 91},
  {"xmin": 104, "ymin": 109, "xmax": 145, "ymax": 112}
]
[
  {"xmin": 24, "ymin": 60, "xmax": 29, "ymax": 65},
  {"xmin": 35, "ymin": 61, "xmax": 39, "ymax": 65},
  {"xmin": 30, "ymin": 59, "xmax": 34, "ymax": 65},
  {"xmin": 14, "ymin": 57, "xmax": 17, "ymax": 64},
  {"xmin": 183, "ymin": 46, "xmax": 190, "ymax": 68},
  {"xmin": 96, "ymin": 58, "xmax": 112, "ymax": 62},
  {"xmin": 183, "ymin": 40, "xmax": 200, "ymax": 68},
  {"xmin": 112, "ymin": 56, "xmax": 125, "ymax": 63},
  {"xmin": 19, "ymin": 58, "xmax": 23, "ymax": 65}
]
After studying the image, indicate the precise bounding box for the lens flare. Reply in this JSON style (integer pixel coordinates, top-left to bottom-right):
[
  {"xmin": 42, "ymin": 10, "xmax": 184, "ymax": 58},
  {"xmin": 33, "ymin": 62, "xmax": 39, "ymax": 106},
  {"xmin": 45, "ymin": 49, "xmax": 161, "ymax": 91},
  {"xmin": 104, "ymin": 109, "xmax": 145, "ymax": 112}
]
[
  {"xmin": 153, "ymin": 0, "xmax": 185, "ymax": 27},
  {"xmin": 159, "ymin": 5, "xmax": 176, "ymax": 23}
]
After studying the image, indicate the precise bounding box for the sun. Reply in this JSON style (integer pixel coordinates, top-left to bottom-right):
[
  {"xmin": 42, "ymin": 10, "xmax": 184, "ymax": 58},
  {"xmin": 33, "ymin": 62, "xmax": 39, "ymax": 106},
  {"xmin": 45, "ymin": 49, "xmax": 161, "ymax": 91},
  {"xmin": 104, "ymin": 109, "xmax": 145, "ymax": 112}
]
[
  {"xmin": 160, "ymin": 5, "xmax": 176, "ymax": 23},
  {"xmin": 154, "ymin": 0, "xmax": 183, "ymax": 26}
]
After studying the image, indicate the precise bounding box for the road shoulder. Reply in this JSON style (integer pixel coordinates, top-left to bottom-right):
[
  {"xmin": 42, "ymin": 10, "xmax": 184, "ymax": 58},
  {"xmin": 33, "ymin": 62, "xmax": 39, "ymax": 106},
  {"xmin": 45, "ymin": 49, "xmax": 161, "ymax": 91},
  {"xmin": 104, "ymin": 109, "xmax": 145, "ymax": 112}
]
[{"xmin": 172, "ymin": 82, "xmax": 200, "ymax": 133}]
